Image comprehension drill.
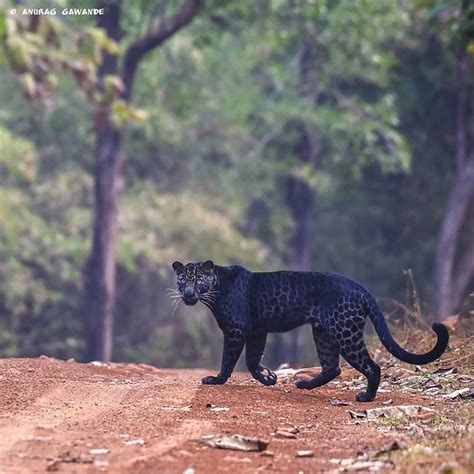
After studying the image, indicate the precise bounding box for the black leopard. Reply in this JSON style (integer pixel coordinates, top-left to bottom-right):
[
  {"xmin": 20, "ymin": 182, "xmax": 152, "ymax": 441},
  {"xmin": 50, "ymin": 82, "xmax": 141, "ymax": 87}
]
[{"xmin": 171, "ymin": 260, "xmax": 449, "ymax": 402}]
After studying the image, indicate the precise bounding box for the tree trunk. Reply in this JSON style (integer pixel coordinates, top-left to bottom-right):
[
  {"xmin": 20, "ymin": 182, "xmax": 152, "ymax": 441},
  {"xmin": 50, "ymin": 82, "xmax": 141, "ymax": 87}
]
[
  {"xmin": 432, "ymin": 55, "xmax": 474, "ymax": 318},
  {"xmin": 83, "ymin": 0, "xmax": 203, "ymax": 361},
  {"xmin": 432, "ymin": 159, "xmax": 474, "ymax": 317},
  {"xmin": 283, "ymin": 28, "xmax": 320, "ymax": 364},
  {"xmin": 85, "ymin": 127, "xmax": 123, "ymax": 360},
  {"xmin": 84, "ymin": 0, "xmax": 122, "ymax": 361},
  {"xmin": 286, "ymin": 177, "xmax": 316, "ymax": 271},
  {"xmin": 285, "ymin": 175, "xmax": 316, "ymax": 364}
]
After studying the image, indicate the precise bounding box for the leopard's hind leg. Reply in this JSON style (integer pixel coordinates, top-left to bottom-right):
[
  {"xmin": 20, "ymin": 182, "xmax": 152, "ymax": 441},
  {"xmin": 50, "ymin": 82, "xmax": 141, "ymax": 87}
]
[
  {"xmin": 245, "ymin": 333, "xmax": 277, "ymax": 386},
  {"xmin": 336, "ymin": 327, "xmax": 381, "ymax": 402},
  {"xmin": 296, "ymin": 325, "xmax": 341, "ymax": 389}
]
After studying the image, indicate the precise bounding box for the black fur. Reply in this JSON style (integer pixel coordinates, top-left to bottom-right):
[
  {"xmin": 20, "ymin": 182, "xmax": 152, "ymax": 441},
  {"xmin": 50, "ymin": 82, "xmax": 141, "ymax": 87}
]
[{"xmin": 172, "ymin": 261, "xmax": 449, "ymax": 401}]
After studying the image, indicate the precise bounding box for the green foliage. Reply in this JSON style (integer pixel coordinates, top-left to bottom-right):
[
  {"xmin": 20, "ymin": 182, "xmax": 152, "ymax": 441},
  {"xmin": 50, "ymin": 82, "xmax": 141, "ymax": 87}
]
[
  {"xmin": 0, "ymin": 0, "xmax": 471, "ymax": 366},
  {"xmin": 0, "ymin": 125, "xmax": 90, "ymax": 357},
  {"xmin": 118, "ymin": 188, "xmax": 271, "ymax": 271},
  {"xmin": 0, "ymin": 8, "xmax": 147, "ymax": 129},
  {"xmin": 0, "ymin": 126, "xmax": 37, "ymax": 184},
  {"xmin": 420, "ymin": 0, "xmax": 474, "ymax": 53}
]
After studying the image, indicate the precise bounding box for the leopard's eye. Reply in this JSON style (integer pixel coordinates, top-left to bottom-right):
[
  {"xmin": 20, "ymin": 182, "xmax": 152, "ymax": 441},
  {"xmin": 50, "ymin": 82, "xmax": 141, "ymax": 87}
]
[{"xmin": 197, "ymin": 276, "xmax": 204, "ymax": 284}]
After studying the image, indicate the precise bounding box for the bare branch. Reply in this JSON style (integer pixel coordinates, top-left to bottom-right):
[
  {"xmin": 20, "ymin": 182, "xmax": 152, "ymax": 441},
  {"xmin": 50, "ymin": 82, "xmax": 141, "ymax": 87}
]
[{"xmin": 122, "ymin": 0, "xmax": 204, "ymax": 100}]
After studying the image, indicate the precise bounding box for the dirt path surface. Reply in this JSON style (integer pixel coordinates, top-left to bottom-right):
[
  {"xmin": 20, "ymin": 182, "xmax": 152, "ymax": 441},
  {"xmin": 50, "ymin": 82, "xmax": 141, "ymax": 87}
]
[{"xmin": 0, "ymin": 357, "xmax": 471, "ymax": 473}]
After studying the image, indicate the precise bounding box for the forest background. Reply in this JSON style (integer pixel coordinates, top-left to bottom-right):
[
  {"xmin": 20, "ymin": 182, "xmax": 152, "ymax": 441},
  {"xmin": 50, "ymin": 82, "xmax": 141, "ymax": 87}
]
[{"xmin": 0, "ymin": 0, "xmax": 473, "ymax": 370}]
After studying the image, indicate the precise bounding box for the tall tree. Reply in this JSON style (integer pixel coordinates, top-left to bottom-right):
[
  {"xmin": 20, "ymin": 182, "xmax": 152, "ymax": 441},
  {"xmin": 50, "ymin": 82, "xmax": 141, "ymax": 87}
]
[
  {"xmin": 430, "ymin": 0, "xmax": 474, "ymax": 317},
  {"xmin": 84, "ymin": 0, "xmax": 204, "ymax": 361},
  {"xmin": 263, "ymin": 1, "xmax": 410, "ymax": 362},
  {"xmin": 284, "ymin": 25, "xmax": 320, "ymax": 362},
  {"xmin": 432, "ymin": 55, "xmax": 474, "ymax": 317}
]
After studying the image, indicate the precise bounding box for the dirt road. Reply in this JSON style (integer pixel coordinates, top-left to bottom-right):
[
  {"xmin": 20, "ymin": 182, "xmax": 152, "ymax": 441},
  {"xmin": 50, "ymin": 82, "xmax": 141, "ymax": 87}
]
[{"xmin": 0, "ymin": 357, "xmax": 471, "ymax": 473}]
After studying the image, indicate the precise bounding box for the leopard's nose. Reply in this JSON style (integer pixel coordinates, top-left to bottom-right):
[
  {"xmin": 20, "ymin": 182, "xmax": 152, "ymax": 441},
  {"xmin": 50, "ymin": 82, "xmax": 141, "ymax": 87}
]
[{"xmin": 183, "ymin": 287, "xmax": 195, "ymax": 298}]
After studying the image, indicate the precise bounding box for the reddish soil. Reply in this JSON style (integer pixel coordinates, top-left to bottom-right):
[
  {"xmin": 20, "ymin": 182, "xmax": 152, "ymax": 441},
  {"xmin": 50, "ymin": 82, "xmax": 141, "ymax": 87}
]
[{"xmin": 0, "ymin": 357, "xmax": 469, "ymax": 473}]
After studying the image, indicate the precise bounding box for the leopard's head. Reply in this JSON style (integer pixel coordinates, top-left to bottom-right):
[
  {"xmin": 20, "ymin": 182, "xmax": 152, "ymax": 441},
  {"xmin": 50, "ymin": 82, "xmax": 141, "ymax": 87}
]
[{"xmin": 172, "ymin": 260, "xmax": 217, "ymax": 306}]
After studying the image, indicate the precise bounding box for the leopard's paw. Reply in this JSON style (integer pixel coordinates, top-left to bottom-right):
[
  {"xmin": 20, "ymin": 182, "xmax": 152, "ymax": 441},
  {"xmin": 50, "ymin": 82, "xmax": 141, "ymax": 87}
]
[
  {"xmin": 253, "ymin": 367, "xmax": 277, "ymax": 386},
  {"xmin": 201, "ymin": 375, "xmax": 227, "ymax": 385},
  {"xmin": 295, "ymin": 379, "xmax": 316, "ymax": 390},
  {"xmin": 355, "ymin": 391, "xmax": 376, "ymax": 402}
]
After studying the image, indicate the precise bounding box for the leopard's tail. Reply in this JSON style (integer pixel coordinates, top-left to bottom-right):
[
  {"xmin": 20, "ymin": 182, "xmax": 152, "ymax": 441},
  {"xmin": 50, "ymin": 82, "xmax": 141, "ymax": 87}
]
[{"xmin": 366, "ymin": 296, "xmax": 449, "ymax": 364}]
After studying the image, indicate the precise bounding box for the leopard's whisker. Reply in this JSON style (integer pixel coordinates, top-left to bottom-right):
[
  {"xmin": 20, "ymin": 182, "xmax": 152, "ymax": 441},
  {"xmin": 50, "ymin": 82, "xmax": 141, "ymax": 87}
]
[
  {"xmin": 165, "ymin": 288, "xmax": 180, "ymax": 295},
  {"xmin": 171, "ymin": 299, "xmax": 181, "ymax": 318},
  {"xmin": 199, "ymin": 294, "xmax": 215, "ymax": 307},
  {"xmin": 200, "ymin": 299, "xmax": 214, "ymax": 310},
  {"xmin": 200, "ymin": 293, "xmax": 216, "ymax": 303}
]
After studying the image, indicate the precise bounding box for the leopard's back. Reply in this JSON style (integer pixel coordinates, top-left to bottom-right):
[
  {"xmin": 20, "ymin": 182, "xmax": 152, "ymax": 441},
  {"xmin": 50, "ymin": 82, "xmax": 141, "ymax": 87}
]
[{"xmin": 247, "ymin": 270, "xmax": 370, "ymax": 333}]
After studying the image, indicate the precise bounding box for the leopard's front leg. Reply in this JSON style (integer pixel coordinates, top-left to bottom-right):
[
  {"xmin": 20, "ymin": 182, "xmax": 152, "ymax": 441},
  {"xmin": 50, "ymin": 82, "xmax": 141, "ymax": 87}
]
[
  {"xmin": 202, "ymin": 329, "xmax": 245, "ymax": 385},
  {"xmin": 245, "ymin": 333, "xmax": 277, "ymax": 386}
]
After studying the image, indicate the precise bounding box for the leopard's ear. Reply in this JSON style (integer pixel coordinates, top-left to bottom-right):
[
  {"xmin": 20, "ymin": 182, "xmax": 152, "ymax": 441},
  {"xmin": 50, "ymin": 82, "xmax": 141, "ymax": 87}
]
[
  {"xmin": 201, "ymin": 260, "xmax": 215, "ymax": 274},
  {"xmin": 172, "ymin": 261, "xmax": 185, "ymax": 273}
]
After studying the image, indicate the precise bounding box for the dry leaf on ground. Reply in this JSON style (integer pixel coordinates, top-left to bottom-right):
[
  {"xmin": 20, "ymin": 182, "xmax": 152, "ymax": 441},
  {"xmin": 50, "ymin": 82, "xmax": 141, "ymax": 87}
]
[
  {"xmin": 348, "ymin": 405, "xmax": 434, "ymax": 420},
  {"xmin": 193, "ymin": 434, "xmax": 269, "ymax": 452}
]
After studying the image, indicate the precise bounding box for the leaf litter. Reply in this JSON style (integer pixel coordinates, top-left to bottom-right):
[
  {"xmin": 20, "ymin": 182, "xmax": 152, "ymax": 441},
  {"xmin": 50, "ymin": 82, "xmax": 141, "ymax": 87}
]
[
  {"xmin": 348, "ymin": 405, "xmax": 435, "ymax": 421},
  {"xmin": 193, "ymin": 434, "xmax": 269, "ymax": 452}
]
